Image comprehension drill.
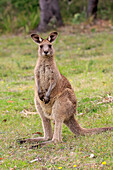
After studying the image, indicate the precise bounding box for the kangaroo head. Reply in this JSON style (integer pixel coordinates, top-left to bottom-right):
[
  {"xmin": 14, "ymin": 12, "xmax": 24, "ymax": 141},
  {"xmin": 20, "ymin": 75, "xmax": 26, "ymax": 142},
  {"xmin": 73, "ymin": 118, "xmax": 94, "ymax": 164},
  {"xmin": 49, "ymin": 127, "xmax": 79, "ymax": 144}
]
[{"xmin": 31, "ymin": 32, "xmax": 58, "ymax": 57}]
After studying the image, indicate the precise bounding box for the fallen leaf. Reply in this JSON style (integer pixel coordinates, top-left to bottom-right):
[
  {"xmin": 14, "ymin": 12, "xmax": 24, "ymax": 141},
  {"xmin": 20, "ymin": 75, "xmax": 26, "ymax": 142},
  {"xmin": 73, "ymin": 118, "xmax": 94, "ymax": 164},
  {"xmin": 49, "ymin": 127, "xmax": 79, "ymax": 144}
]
[
  {"xmin": 3, "ymin": 119, "xmax": 7, "ymax": 122},
  {"xmin": 7, "ymin": 101, "xmax": 14, "ymax": 103},
  {"xmin": 32, "ymin": 132, "xmax": 42, "ymax": 136},
  {"xmin": 83, "ymin": 155, "xmax": 89, "ymax": 158},
  {"xmin": 22, "ymin": 98, "xmax": 28, "ymax": 100}
]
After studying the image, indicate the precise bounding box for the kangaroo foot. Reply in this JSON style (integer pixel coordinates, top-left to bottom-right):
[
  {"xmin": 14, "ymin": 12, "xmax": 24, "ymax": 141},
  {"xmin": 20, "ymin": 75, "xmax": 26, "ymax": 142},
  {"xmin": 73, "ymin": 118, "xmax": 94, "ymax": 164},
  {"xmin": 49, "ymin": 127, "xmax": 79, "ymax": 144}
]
[
  {"xmin": 17, "ymin": 138, "xmax": 27, "ymax": 144},
  {"xmin": 29, "ymin": 140, "xmax": 53, "ymax": 149},
  {"xmin": 17, "ymin": 137, "xmax": 49, "ymax": 144}
]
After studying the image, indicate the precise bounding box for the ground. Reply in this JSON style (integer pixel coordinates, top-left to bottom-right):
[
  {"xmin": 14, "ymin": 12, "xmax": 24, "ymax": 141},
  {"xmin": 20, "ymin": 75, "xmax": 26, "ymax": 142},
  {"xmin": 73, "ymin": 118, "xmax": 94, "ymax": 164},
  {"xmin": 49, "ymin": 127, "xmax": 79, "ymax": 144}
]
[{"xmin": 0, "ymin": 24, "xmax": 113, "ymax": 169}]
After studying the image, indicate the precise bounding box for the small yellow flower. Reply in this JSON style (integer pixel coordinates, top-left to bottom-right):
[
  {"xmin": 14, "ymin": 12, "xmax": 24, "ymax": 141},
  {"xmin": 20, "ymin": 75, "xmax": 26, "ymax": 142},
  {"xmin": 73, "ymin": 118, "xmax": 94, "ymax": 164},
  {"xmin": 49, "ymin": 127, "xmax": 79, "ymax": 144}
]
[
  {"xmin": 104, "ymin": 84, "xmax": 107, "ymax": 86},
  {"xmin": 102, "ymin": 161, "xmax": 106, "ymax": 165},
  {"xmin": 77, "ymin": 48, "xmax": 80, "ymax": 51},
  {"xmin": 8, "ymin": 87, "xmax": 10, "ymax": 88},
  {"xmin": 58, "ymin": 167, "xmax": 62, "ymax": 169},
  {"xmin": 29, "ymin": 86, "xmax": 32, "ymax": 88},
  {"xmin": 73, "ymin": 165, "xmax": 77, "ymax": 167},
  {"xmin": 1, "ymin": 81, "xmax": 4, "ymax": 84},
  {"xmin": 19, "ymin": 88, "xmax": 21, "ymax": 90}
]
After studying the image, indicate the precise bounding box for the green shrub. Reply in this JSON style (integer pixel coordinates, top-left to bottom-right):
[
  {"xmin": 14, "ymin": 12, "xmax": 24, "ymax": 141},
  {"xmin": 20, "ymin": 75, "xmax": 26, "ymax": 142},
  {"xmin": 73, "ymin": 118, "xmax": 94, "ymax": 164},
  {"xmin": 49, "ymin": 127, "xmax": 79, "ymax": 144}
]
[
  {"xmin": 72, "ymin": 11, "xmax": 86, "ymax": 24},
  {"xmin": 0, "ymin": 0, "xmax": 40, "ymax": 33},
  {"xmin": 98, "ymin": 0, "xmax": 113, "ymax": 20}
]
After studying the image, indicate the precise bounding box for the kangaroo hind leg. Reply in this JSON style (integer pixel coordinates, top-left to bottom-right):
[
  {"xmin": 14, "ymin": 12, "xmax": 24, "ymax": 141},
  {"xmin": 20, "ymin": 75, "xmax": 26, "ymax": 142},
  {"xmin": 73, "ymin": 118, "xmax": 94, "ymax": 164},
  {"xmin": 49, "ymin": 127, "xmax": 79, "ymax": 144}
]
[
  {"xmin": 51, "ymin": 89, "xmax": 77, "ymax": 143},
  {"xmin": 18, "ymin": 100, "xmax": 53, "ymax": 144}
]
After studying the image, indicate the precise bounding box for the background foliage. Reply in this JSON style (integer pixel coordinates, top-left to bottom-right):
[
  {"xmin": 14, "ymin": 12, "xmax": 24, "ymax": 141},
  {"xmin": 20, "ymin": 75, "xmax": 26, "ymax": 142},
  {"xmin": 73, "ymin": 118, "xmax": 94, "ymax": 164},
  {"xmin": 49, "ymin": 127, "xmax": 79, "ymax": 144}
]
[
  {"xmin": 0, "ymin": 0, "xmax": 39, "ymax": 33},
  {"xmin": 0, "ymin": 0, "xmax": 113, "ymax": 33},
  {"xmin": 0, "ymin": 0, "xmax": 113, "ymax": 32}
]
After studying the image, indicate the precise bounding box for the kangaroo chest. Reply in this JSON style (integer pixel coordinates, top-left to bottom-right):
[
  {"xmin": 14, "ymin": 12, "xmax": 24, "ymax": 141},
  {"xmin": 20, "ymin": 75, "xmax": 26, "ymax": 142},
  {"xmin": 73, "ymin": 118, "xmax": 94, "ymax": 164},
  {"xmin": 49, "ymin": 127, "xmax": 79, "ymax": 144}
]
[{"xmin": 39, "ymin": 62, "xmax": 53, "ymax": 92}]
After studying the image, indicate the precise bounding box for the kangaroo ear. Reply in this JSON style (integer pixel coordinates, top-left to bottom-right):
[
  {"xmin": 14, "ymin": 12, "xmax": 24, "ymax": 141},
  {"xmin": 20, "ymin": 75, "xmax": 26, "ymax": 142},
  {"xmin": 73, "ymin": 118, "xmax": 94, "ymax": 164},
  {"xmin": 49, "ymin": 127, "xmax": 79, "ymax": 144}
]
[
  {"xmin": 31, "ymin": 34, "xmax": 44, "ymax": 44},
  {"xmin": 47, "ymin": 32, "xmax": 58, "ymax": 43}
]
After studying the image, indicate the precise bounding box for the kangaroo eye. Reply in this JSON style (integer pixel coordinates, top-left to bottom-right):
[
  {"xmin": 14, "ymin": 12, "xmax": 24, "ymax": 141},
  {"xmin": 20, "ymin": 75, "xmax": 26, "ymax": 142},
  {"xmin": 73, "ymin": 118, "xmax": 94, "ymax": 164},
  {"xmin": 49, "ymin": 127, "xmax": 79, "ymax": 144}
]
[
  {"xmin": 40, "ymin": 45, "xmax": 43, "ymax": 49},
  {"xmin": 48, "ymin": 45, "xmax": 52, "ymax": 48}
]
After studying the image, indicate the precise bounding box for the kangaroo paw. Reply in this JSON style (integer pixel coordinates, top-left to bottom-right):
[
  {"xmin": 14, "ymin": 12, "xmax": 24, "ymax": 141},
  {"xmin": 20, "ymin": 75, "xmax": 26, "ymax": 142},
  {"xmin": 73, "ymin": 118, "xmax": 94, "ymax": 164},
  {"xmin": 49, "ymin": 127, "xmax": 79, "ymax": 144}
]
[
  {"xmin": 44, "ymin": 96, "xmax": 50, "ymax": 104},
  {"xmin": 38, "ymin": 92, "xmax": 44, "ymax": 101}
]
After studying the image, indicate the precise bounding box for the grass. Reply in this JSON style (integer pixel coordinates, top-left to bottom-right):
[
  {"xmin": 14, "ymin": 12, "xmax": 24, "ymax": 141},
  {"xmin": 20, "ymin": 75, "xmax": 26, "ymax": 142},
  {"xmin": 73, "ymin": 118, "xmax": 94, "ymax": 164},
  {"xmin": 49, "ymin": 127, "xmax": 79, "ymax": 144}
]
[{"xmin": 0, "ymin": 26, "xmax": 113, "ymax": 169}]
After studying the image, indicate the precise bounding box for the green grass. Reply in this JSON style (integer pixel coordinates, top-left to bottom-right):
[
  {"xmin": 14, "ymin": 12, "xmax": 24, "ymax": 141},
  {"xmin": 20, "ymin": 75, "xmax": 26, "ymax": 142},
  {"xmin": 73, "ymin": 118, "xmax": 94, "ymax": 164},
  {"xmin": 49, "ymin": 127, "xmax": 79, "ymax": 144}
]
[{"xmin": 0, "ymin": 27, "xmax": 113, "ymax": 169}]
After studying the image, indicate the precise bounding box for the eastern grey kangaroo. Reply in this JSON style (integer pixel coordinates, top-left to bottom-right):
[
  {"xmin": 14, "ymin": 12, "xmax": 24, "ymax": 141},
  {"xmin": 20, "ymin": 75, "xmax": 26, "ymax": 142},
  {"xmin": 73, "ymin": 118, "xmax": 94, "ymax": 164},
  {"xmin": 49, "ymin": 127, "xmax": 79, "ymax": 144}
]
[{"xmin": 19, "ymin": 32, "xmax": 113, "ymax": 147}]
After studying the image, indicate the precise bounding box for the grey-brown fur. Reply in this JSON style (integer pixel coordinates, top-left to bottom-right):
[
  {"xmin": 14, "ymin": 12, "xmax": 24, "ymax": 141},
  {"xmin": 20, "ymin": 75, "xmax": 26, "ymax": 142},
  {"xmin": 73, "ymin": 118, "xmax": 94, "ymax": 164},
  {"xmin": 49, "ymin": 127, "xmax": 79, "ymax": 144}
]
[{"xmin": 20, "ymin": 32, "xmax": 113, "ymax": 146}]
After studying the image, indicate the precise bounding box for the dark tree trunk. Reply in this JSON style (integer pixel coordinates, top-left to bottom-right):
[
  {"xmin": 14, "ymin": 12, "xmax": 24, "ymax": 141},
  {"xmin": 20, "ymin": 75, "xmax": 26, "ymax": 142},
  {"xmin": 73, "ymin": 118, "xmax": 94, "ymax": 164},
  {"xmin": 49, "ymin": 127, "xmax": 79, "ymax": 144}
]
[
  {"xmin": 87, "ymin": 0, "xmax": 99, "ymax": 20},
  {"xmin": 37, "ymin": 0, "xmax": 63, "ymax": 32}
]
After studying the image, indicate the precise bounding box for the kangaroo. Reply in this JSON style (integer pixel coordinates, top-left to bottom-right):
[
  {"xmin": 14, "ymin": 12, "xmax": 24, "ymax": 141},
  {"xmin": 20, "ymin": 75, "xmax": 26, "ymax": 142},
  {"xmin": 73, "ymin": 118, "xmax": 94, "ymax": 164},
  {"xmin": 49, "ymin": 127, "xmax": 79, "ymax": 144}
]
[{"xmin": 19, "ymin": 32, "xmax": 113, "ymax": 147}]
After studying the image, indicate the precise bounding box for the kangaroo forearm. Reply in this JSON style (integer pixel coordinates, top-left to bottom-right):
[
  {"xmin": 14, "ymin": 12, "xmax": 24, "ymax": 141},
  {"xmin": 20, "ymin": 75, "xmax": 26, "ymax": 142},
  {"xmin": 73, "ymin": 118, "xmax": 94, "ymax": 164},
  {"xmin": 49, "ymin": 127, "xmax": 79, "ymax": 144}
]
[
  {"xmin": 44, "ymin": 81, "xmax": 57, "ymax": 104},
  {"xmin": 46, "ymin": 81, "xmax": 56, "ymax": 97},
  {"xmin": 35, "ymin": 78, "xmax": 40, "ymax": 92},
  {"xmin": 37, "ymin": 81, "xmax": 41, "ymax": 92},
  {"xmin": 36, "ymin": 78, "xmax": 44, "ymax": 101}
]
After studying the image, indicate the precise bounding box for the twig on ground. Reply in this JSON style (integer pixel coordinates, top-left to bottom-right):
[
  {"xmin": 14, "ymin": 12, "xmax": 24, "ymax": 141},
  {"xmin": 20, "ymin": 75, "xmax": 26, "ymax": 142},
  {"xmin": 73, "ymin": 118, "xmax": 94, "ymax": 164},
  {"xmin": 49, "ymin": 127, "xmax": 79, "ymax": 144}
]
[{"xmin": 20, "ymin": 109, "xmax": 38, "ymax": 116}]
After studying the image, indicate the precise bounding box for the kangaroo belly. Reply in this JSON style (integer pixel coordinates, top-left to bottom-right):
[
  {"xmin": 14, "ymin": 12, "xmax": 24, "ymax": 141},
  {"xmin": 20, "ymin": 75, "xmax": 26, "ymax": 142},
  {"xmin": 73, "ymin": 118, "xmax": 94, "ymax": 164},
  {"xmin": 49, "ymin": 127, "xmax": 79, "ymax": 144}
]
[{"xmin": 38, "ymin": 98, "xmax": 54, "ymax": 119}]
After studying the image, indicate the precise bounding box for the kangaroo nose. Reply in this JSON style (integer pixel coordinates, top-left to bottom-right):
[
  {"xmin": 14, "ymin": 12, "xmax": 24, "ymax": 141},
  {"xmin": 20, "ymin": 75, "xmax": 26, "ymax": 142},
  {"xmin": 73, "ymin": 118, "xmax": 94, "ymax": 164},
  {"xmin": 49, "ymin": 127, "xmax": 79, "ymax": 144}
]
[{"xmin": 44, "ymin": 51, "xmax": 48, "ymax": 55}]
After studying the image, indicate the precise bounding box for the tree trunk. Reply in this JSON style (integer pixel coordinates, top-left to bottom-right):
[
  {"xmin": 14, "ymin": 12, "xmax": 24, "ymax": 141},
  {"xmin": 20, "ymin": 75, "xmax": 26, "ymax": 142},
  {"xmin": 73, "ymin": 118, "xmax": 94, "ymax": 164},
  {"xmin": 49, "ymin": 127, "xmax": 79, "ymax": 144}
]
[
  {"xmin": 87, "ymin": 0, "xmax": 99, "ymax": 20},
  {"xmin": 37, "ymin": 0, "xmax": 63, "ymax": 32}
]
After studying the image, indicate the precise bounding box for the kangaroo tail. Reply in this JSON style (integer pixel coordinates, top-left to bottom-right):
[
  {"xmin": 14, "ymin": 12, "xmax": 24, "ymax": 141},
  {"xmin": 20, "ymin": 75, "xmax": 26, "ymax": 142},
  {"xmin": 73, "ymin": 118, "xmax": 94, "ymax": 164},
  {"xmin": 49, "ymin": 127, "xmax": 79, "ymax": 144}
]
[{"xmin": 64, "ymin": 115, "xmax": 113, "ymax": 136}]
